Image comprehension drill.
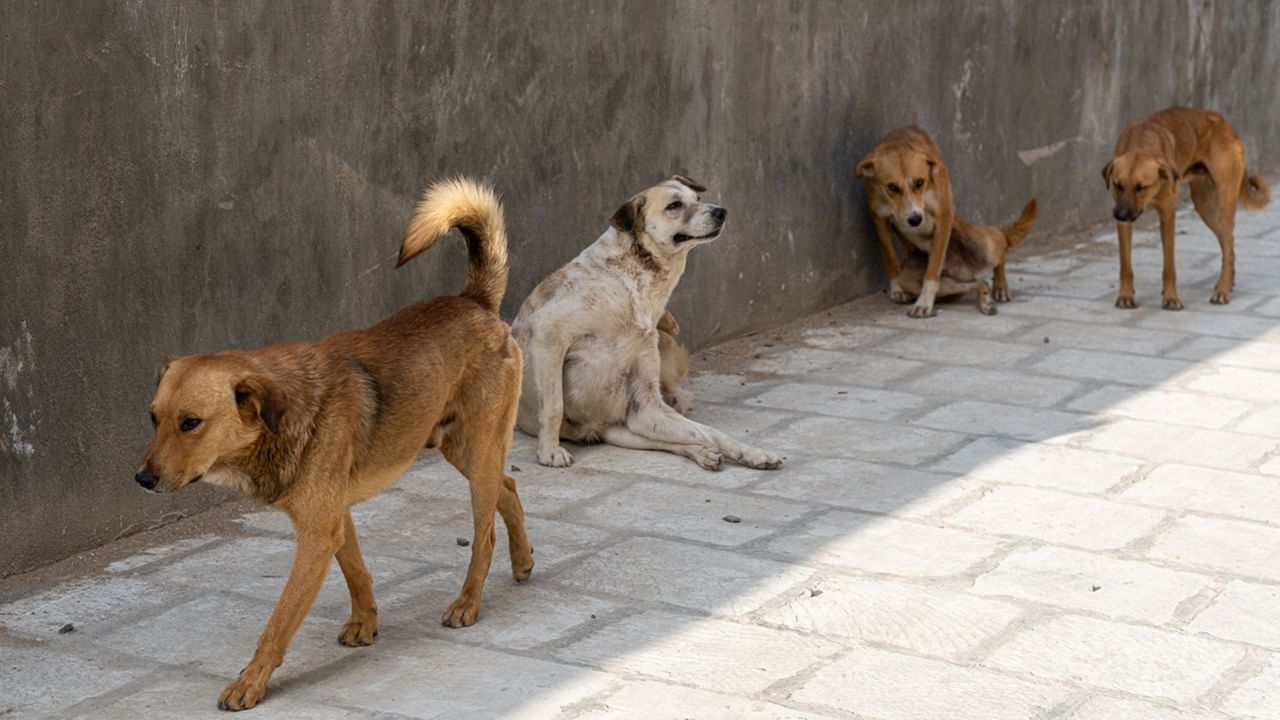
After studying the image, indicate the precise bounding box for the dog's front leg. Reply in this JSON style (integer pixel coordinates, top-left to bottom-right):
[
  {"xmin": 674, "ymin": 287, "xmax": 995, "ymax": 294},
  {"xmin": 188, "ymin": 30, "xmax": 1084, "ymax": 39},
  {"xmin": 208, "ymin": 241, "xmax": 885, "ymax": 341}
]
[
  {"xmin": 1115, "ymin": 221, "xmax": 1137, "ymax": 308},
  {"xmin": 529, "ymin": 340, "xmax": 574, "ymax": 467},
  {"xmin": 335, "ymin": 511, "xmax": 378, "ymax": 647},
  {"xmin": 910, "ymin": 214, "xmax": 952, "ymax": 318},
  {"xmin": 218, "ymin": 513, "xmax": 344, "ymax": 711},
  {"xmin": 992, "ymin": 263, "xmax": 1012, "ymax": 303},
  {"xmin": 871, "ymin": 214, "xmax": 910, "ymax": 303},
  {"xmin": 1157, "ymin": 199, "xmax": 1182, "ymax": 310}
]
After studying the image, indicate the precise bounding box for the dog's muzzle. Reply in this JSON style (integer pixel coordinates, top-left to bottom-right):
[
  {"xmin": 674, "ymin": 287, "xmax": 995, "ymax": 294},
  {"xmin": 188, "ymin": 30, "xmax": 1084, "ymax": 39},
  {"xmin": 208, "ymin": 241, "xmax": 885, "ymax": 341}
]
[
  {"xmin": 135, "ymin": 466, "xmax": 160, "ymax": 491},
  {"xmin": 907, "ymin": 212, "xmax": 924, "ymax": 227},
  {"xmin": 1113, "ymin": 206, "xmax": 1140, "ymax": 223}
]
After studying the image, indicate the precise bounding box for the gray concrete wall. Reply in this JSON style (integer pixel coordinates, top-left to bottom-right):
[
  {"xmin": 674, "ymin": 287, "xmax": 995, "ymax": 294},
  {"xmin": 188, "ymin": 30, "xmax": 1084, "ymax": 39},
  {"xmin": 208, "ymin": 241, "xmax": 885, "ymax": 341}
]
[{"xmin": 2, "ymin": 0, "xmax": 1278, "ymax": 575}]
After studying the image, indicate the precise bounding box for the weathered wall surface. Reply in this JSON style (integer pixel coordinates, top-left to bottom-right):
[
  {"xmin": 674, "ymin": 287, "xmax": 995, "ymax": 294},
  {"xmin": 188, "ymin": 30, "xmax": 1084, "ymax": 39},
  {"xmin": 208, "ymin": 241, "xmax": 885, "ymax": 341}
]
[{"xmin": 3, "ymin": 0, "xmax": 1278, "ymax": 574}]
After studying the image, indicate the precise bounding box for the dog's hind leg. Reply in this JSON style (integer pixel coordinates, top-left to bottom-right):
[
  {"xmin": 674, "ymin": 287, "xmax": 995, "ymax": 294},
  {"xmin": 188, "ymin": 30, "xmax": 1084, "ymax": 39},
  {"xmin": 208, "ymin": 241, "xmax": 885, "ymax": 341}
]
[
  {"xmin": 1191, "ymin": 171, "xmax": 1239, "ymax": 304},
  {"xmin": 497, "ymin": 475, "xmax": 535, "ymax": 582},
  {"xmin": 439, "ymin": 432, "xmax": 503, "ymax": 628},
  {"xmin": 601, "ymin": 425, "xmax": 722, "ymax": 470},
  {"xmin": 992, "ymin": 263, "xmax": 1012, "ymax": 302},
  {"xmin": 335, "ymin": 511, "xmax": 378, "ymax": 647}
]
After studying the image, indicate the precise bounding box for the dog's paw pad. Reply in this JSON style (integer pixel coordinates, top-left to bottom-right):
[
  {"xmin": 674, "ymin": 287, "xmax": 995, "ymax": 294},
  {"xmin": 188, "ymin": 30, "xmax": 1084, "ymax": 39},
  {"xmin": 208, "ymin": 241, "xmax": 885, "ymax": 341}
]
[
  {"xmin": 338, "ymin": 616, "xmax": 378, "ymax": 647},
  {"xmin": 538, "ymin": 447, "xmax": 574, "ymax": 468},
  {"xmin": 442, "ymin": 598, "xmax": 480, "ymax": 628}
]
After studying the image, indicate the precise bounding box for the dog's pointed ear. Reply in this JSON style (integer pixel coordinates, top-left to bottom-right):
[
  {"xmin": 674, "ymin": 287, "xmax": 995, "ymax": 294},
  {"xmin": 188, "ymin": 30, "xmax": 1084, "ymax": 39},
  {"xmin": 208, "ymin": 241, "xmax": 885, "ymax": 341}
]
[
  {"xmin": 670, "ymin": 175, "xmax": 707, "ymax": 193},
  {"xmin": 234, "ymin": 374, "xmax": 286, "ymax": 434},
  {"xmin": 1101, "ymin": 160, "xmax": 1114, "ymax": 189},
  {"xmin": 854, "ymin": 154, "xmax": 876, "ymax": 179},
  {"xmin": 610, "ymin": 194, "xmax": 646, "ymax": 235},
  {"xmin": 155, "ymin": 357, "xmax": 175, "ymax": 387}
]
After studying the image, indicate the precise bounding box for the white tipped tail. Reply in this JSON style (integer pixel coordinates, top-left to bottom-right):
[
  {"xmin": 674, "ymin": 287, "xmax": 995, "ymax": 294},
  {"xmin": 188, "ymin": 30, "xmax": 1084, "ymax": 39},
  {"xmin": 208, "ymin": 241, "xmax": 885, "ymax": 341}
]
[{"xmin": 397, "ymin": 177, "xmax": 509, "ymax": 312}]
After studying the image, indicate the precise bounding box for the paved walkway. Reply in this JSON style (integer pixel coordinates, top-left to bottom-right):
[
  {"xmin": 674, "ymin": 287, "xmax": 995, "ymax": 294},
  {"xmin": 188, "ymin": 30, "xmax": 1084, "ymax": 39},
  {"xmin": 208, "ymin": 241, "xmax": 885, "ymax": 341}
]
[{"xmin": 5, "ymin": 202, "xmax": 1280, "ymax": 719}]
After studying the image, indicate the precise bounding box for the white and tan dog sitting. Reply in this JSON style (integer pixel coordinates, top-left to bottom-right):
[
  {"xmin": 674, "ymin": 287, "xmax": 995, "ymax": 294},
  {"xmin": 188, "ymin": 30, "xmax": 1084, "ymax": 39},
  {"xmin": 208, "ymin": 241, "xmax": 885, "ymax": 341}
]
[{"xmin": 512, "ymin": 176, "xmax": 782, "ymax": 471}]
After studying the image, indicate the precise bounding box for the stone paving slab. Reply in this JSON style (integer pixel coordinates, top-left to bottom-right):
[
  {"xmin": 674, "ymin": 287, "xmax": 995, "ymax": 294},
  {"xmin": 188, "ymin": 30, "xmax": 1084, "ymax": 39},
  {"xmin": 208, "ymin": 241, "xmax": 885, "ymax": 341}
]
[{"xmin": 4, "ymin": 202, "xmax": 1280, "ymax": 718}]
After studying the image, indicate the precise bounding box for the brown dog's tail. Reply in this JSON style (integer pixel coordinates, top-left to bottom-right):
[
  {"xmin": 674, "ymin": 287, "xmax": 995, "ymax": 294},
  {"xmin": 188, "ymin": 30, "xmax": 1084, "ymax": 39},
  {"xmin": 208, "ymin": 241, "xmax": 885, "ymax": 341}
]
[
  {"xmin": 397, "ymin": 177, "xmax": 509, "ymax": 313},
  {"xmin": 1240, "ymin": 173, "xmax": 1272, "ymax": 211},
  {"xmin": 1001, "ymin": 199, "xmax": 1039, "ymax": 249}
]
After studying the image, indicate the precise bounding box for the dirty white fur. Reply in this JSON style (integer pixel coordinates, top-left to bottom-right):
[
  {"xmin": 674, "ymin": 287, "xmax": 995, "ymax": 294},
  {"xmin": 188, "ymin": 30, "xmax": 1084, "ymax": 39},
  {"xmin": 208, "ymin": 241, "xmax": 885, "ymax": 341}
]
[{"xmin": 511, "ymin": 178, "xmax": 783, "ymax": 471}]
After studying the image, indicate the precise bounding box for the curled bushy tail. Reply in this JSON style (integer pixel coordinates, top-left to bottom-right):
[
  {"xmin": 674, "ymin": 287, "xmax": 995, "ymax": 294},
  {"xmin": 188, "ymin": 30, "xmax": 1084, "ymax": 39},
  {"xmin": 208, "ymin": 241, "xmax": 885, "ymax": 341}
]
[
  {"xmin": 1002, "ymin": 199, "xmax": 1039, "ymax": 249},
  {"xmin": 1241, "ymin": 173, "xmax": 1271, "ymax": 211},
  {"xmin": 397, "ymin": 178, "xmax": 509, "ymax": 312}
]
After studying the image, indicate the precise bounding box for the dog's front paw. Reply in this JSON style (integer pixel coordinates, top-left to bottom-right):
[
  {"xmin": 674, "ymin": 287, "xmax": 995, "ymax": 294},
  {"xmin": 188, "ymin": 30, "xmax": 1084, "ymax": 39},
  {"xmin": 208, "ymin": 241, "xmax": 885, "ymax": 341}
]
[
  {"xmin": 218, "ymin": 667, "xmax": 271, "ymax": 712},
  {"xmin": 992, "ymin": 286, "xmax": 1012, "ymax": 303},
  {"xmin": 741, "ymin": 448, "xmax": 784, "ymax": 470},
  {"xmin": 1210, "ymin": 289, "xmax": 1231, "ymax": 305},
  {"xmin": 889, "ymin": 289, "xmax": 913, "ymax": 304},
  {"xmin": 538, "ymin": 446, "xmax": 574, "ymax": 468},
  {"xmin": 1115, "ymin": 294, "xmax": 1138, "ymax": 309},
  {"xmin": 338, "ymin": 611, "xmax": 378, "ymax": 647},
  {"xmin": 442, "ymin": 594, "xmax": 480, "ymax": 628},
  {"xmin": 690, "ymin": 446, "xmax": 723, "ymax": 471},
  {"xmin": 907, "ymin": 302, "xmax": 935, "ymax": 318},
  {"xmin": 1162, "ymin": 295, "xmax": 1184, "ymax": 311}
]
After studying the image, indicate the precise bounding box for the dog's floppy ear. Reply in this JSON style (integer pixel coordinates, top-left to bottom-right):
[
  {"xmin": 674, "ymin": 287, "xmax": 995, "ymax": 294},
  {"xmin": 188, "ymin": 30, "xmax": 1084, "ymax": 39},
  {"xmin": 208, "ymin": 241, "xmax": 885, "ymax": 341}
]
[
  {"xmin": 1157, "ymin": 161, "xmax": 1180, "ymax": 183},
  {"xmin": 234, "ymin": 374, "xmax": 286, "ymax": 434},
  {"xmin": 1101, "ymin": 160, "xmax": 1114, "ymax": 189},
  {"xmin": 854, "ymin": 154, "xmax": 876, "ymax": 179},
  {"xmin": 609, "ymin": 194, "xmax": 647, "ymax": 235},
  {"xmin": 670, "ymin": 175, "xmax": 707, "ymax": 193}
]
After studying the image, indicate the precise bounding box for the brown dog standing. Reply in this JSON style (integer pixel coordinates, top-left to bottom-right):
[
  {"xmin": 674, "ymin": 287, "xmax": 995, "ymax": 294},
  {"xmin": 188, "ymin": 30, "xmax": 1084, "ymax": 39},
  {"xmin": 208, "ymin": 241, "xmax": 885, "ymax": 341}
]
[
  {"xmin": 1103, "ymin": 107, "xmax": 1271, "ymax": 309},
  {"xmin": 136, "ymin": 178, "xmax": 533, "ymax": 711},
  {"xmin": 857, "ymin": 125, "xmax": 1037, "ymax": 316}
]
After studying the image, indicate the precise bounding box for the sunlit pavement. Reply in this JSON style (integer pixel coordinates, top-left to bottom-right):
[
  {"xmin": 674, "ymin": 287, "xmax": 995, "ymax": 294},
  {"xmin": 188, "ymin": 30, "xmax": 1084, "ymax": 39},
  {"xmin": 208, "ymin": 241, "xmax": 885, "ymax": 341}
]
[{"xmin": 5, "ymin": 203, "xmax": 1280, "ymax": 719}]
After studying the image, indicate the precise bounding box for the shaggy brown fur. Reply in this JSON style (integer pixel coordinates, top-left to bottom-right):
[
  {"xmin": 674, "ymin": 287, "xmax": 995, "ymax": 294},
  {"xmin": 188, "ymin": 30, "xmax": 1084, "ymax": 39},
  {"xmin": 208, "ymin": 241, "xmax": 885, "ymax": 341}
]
[
  {"xmin": 135, "ymin": 178, "xmax": 532, "ymax": 711},
  {"xmin": 1103, "ymin": 107, "xmax": 1271, "ymax": 309}
]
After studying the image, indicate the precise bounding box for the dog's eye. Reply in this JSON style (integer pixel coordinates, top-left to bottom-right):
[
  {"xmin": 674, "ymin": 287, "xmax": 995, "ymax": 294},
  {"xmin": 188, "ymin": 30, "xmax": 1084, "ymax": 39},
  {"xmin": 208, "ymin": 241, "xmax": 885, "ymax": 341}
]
[
  {"xmin": 1114, "ymin": 183, "xmax": 1124, "ymax": 192},
  {"xmin": 913, "ymin": 179, "xmax": 925, "ymax": 190},
  {"xmin": 887, "ymin": 183, "xmax": 901, "ymax": 194},
  {"xmin": 665, "ymin": 201, "xmax": 683, "ymax": 211},
  {"xmin": 180, "ymin": 417, "xmax": 202, "ymax": 433}
]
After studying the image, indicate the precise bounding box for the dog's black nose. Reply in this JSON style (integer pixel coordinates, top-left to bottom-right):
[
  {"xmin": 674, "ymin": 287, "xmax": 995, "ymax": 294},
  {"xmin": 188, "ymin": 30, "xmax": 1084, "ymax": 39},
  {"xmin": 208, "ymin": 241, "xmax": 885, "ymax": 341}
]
[
  {"xmin": 135, "ymin": 466, "xmax": 159, "ymax": 490},
  {"xmin": 711, "ymin": 206, "xmax": 727, "ymax": 222},
  {"xmin": 1114, "ymin": 207, "xmax": 1135, "ymax": 223},
  {"xmin": 907, "ymin": 212, "xmax": 923, "ymax": 227}
]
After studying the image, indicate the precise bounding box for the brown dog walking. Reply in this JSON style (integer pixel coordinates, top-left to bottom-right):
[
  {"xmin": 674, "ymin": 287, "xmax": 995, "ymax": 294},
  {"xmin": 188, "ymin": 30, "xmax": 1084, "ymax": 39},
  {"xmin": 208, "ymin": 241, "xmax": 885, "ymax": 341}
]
[
  {"xmin": 135, "ymin": 178, "xmax": 533, "ymax": 711},
  {"xmin": 1103, "ymin": 107, "xmax": 1271, "ymax": 309}
]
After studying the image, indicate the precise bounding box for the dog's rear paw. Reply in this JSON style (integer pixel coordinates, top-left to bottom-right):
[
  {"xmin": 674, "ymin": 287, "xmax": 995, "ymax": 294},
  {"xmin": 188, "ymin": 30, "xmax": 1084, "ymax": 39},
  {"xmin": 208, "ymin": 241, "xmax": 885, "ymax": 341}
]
[
  {"xmin": 690, "ymin": 446, "xmax": 723, "ymax": 471},
  {"xmin": 742, "ymin": 448, "xmax": 784, "ymax": 470},
  {"xmin": 1162, "ymin": 296, "xmax": 1184, "ymax": 311},
  {"xmin": 442, "ymin": 596, "xmax": 480, "ymax": 628},
  {"xmin": 538, "ymin": 446, "xmax": 574, "ymax": 468},
  {"xmin": 992, "ymin": 286, "xmax": 1012, "ymax": 303},
  {"xmin": 338, "ymin": 613, "xmax": 378, "ymax": 647},
  {"xmin": 512, "ymin": 552, "xmax": 534, "ymax": 582},
  {"xmin": 1115, "ymin": 294, "xmax": 1138, "ymax": 309},
  {"xmin": 218, "ymin": 668, "xmax": 270, "ymax": 712},
  {"xmin": 978, "ymin": 300, "xmax": 998, "ymax": 316},
  {"xmin": 889, "ymin": 289, "xmax": 913, "ymax": 304}
]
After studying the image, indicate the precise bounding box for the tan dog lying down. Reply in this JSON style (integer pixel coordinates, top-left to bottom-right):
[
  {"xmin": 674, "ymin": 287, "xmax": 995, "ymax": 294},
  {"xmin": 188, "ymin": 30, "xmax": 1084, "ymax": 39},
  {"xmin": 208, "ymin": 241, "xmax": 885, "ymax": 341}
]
[
  {"xmin": 1102, "ymin": 106, "xmax": 1271, "ymax": 309},
  {"xmin": 512, "ymin": 176, "xmax": 782, "ymax": 471},
  {"xmin": 135, "ymin": 178, "xmax": 533, "ymax": 711},
  {"xmin": 857, "ymin": 125, "xmax": 1038, "ymax": 316}
]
